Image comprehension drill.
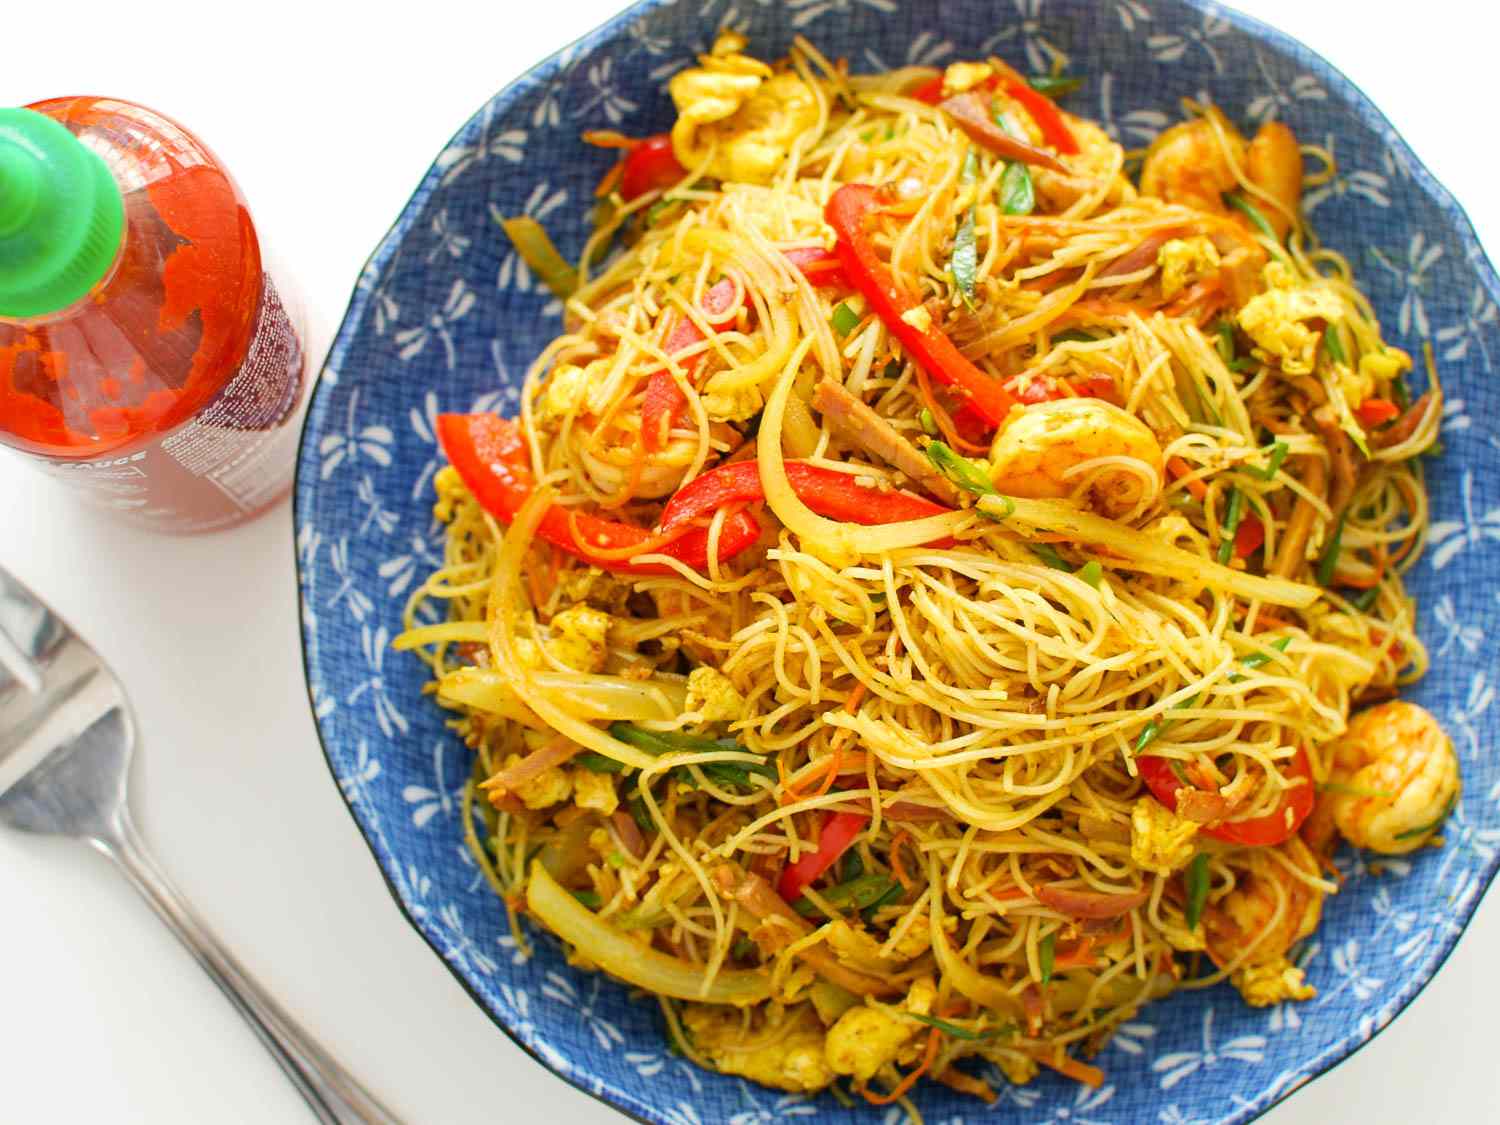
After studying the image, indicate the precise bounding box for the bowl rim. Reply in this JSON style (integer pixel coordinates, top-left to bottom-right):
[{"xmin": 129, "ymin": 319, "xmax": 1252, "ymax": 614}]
[{"xmin": 293, "ymin": 1, "xmax": 1500, "ymax": 1122}]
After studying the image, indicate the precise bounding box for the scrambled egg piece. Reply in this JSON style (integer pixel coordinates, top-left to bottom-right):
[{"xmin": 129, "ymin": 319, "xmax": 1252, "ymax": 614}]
[
  {"xmin": 1342, "ymin": 346, "xmax": 1412, "ymax": 410},
  {"xmin": 825, "ymin": 922, "xmax": 892, "ymax": 974},
  {"xmin": 682, "ymin": 1004, "xmax": 834, "ymax": 1093},
  {"xmin": 502, "ymin": 753, "xmax": 573, "ymax": 809},
  {"xmin": 1130, "ymin": 796, "xmax": 1200, "ymax": 875},
  {"xmin": 540, "ymin": 361, "xmax": 592, "ymax": 418},
  {"xmin": 899, "ymin": 304, "xmax": 933, "ymax": 334},
  {"xmin": 510, "ymin": 636, "xmax": 543, "ymax": 670},
  {"xmin": 940, "ymin": 60, "xmax": 994, "ymax": 97},
  {"xmin": 685, "ymin": 666, "xmax": 744, "ymax": 721},
  {"xmin": 572, "ymin": 769, "xmax": 618, "ymax": 815},
  {"xmin": 701, "ymin": 381, "xmax": 765, "ymax": 424},
  {"xmin": 1157, "ymin": 236, "xmax": 1221, "ymax": 300},
  {"xmin": 555, "ymin": 567, "xmax": 633, "ymax": 613},
  {"xmin": 546, "ymin": 605, "xmax": 612, "ymax": 672},
  {"xmin": 1359, "ymin": 346, "xmax": 1411, "ymax": 385},
  {"xmin": 824, "ymin": 979, "xmax": 936, "ymax": 1083},
  {"xmin": 885, "ymin": 908, "xmax": 938, "ymax": 962},
  {"xmin": 433, "ymin": 465, "xmax": 469, "ymax": 522},
  {"xmin": 1231, "ymin": 957, "xmax": 1316, "ymax": 1008},
  {"xmin": 669, "ymin": 31, "xmax": 818, "ymax": 184},
  {"xmin": 1236, "ymin": 261, "xmax": 1344, "ymax": 375}
]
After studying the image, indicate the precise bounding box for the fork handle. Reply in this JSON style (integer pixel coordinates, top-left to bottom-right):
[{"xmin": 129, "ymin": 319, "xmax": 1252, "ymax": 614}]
[{"xmin": 91, "ymin": 813, "xmax": 402, "ymax": 1125}]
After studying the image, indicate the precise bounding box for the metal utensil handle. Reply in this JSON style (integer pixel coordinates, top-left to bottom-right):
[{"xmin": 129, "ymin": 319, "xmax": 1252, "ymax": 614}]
[{"xmin": 91, "ymin": 813, "xmax": 402, "ymax": 1125}]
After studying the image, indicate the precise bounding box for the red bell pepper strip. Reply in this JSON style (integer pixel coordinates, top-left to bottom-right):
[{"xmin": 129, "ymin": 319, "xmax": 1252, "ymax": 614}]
[
  {"xmin": 948, "ymin": 403, "xmax": 993, "ymax": 446},
  {"xmin": 640, "ymin": 277, "xmax": 744, "ymax": 452},
  {"xmin": 1235, "ymin": 514, "xmax": 1266, "ymax": 558},
  {"xmin": 910, "ymin": 74, "xmax": 946, "ymax": 104},
  {"xmin": 619, "ymin": 134, "xmax": 686, "ymax": 201},
  {"xmin": 1354, "ymin": 397, "xmax": 1401, "ymax": 427},
  {"xmin": 999, "ymin": 79, "xmax": 1080, "ymax": 155},
  {"xmin": 777, "ymin": 811, "xmax": 869, "ymax": 902},
  {"xmin": 825, "ymin": 184, "xmax": 1019, "ymax": 429},
  {"xmin": 1138, "ymin": 747, "xmax": 1314, "ymax": 846},
  {"xmin": 910, "ymin": 69, "xmax": 1077, "ymax": 156},
  {"xmin": 436, "ymin": 413, "xmax": 760, "ymax": 573},
  {"xmin": 782, "ymin": 245, "xmax": 850, "ymax": 290},
  {"xmin": 660, "ymin": 459, "xmax": 951, "ymax": 531}
]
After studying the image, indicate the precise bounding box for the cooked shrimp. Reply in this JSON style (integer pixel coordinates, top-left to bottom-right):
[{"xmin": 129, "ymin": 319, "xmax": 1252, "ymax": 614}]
[
  {"xmin": 1139, "ymin": 109, "xmax": 1246, "ymax": 214},
  {"xmin": 1141, "ymin": 111, "xmax": 1301, "ymax": 239},
  {"xmin": 1325, "ymin": 701, "xmax": 1460, "ymax": 855},
  {"xmin": 1203, "ymin": 837, "xmax": 1324, "ymax": 1007},
  {"xmin": 1244, "ymin": 121, "xmax": 1302, "ymax": 239},
  {"xmin": 988, "ymin": 398, "xmax": 1163, "ymax": 517}
]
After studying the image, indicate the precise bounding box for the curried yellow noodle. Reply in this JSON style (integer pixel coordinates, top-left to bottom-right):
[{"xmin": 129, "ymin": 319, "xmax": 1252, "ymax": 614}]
[{"xmin": 397, "ymin": 33, "xmax": 1457, "ymax": 1108}]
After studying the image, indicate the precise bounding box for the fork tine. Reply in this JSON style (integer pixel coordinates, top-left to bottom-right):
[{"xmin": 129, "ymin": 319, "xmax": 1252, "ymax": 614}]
[{"xmin": 0, "ymin": 566, "xmax": 50, "ymax": 694}]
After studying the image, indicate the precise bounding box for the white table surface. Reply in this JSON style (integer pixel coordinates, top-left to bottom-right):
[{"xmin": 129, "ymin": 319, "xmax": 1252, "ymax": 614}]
[{"xmin": 4, "ymin": 3, "xmax": 1497, "ymax": 1122}]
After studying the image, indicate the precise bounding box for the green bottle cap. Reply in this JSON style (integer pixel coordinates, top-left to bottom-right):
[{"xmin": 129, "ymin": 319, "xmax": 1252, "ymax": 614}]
[{"xmin": 0, "ymin": 108, "xmax": 125, "ymax": 319}]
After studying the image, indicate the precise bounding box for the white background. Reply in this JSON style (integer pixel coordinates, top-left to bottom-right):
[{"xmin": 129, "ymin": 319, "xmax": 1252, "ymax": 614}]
[{"xmin": 3, "ymin": 2, "xmax": 1497, "ymax": 1122}]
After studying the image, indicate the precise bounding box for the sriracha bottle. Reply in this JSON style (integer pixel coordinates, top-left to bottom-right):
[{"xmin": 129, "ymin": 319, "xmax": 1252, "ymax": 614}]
[{"xmin": 0, "ymin": 100, "xmax": 306, "ymax": 533}]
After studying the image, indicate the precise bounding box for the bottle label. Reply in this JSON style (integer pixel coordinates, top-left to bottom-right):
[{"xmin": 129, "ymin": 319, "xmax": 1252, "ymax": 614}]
[{"xmin": 37, "ymin": 273, "xmax": 306, "ymax": 533}]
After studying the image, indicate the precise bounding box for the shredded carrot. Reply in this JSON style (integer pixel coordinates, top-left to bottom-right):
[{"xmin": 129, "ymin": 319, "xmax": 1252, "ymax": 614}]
[
  {"xmin": 914, "ymin": 362, "xmax": 991, "ymax": 455},
  {"xmin": 1020, "ymin": 267, "xmax": 1081, "ymax": 294},
  {"xmin": 888, "ymin": 829, "xmax": 915, "ymax": 890},
  {"xmin": 1053, "ymin": 937, "xmax": 1097, "ymax": 970},
  {"xmin": 563, "ymin": 511, "xmax": 701, "ymax": 561},
  {"xmin": 987, "ymin": 884, "xmax": 1032, "ymax": 903},
  {"xmin": 1166, "ymin": 275, "xmax": 1225, "ymax": 319},
  {"xmin": 1033, "ymin": 1049, "xmax": 1105, "ymax": 1088},
  {"xmin": 791, "ymin": 682, "xmax": 870, "ymax": 802},
  {"xmin": 1167, "ymin": 455, "xmax": 1209, "ymax": 501},
  {"xmin": 863, "ymin": 1027, "xmax": 941, "ymax": 1105},
  {"xmin": 935, "ymin": 1067, "xmax": 996, "ymax": 1104},
  {"xmin": 818, "ymin": 684, "xmax": 868, "ymax": 792},
  {"xmin": 811, "ymin": 740, "xmax": 846, "ymax": 800},
  {"xmin": 833, "ymin": 751, "xmax": 869, "ymax": 776},
  {"xmin": 594, "ymin": 159, "xmax": 624, "ymax": 199},
  {"xmin": 581, "ymin": 129, "xmax": 639, "ymax": 150},
  {"xmin": 843, "ymin": 682, "xmax": 869, "ymax": 715},
  {"xmin": 1386, "ymin": 531, "xmax": 1419, "ymax": 568},
  {"xmin": 1057, "ymin": 297, "xmax": 1147, "ymax": 324}
]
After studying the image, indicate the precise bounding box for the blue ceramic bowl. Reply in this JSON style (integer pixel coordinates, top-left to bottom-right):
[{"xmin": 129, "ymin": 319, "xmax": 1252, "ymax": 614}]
[{"xmin": 294, "ymin": 2, "xmax": 1500, "ymax": 1121}]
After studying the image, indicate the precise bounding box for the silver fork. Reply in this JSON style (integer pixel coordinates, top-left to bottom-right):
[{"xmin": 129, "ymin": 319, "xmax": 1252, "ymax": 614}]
[{"xmin": 0, "ymin": 564, "xmax": 400, "ymax": 1125}]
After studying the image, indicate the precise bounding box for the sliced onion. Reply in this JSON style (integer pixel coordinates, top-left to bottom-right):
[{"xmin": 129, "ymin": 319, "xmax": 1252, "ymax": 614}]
[
  {"xmin": 760, "ymin": 339, "xmax": 969, "ymax": 560},
  {"xmin": 391, "ymin": 621, "xmax": 490, "ymax": 650},
  {"xmin": 526, "ymin": 862, "xmax": 770, "ymax": 1005},
  {"xmin": 439, "ymin": 667, "xmax": 687, "ymax": 725},
  {"xmin": 985, "ymin": 495, "xmax": 1319, "ymax": 608},
  {"xmin": 932, "ymin": 927, "xmax": 1023, "ymax": 1017}
]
